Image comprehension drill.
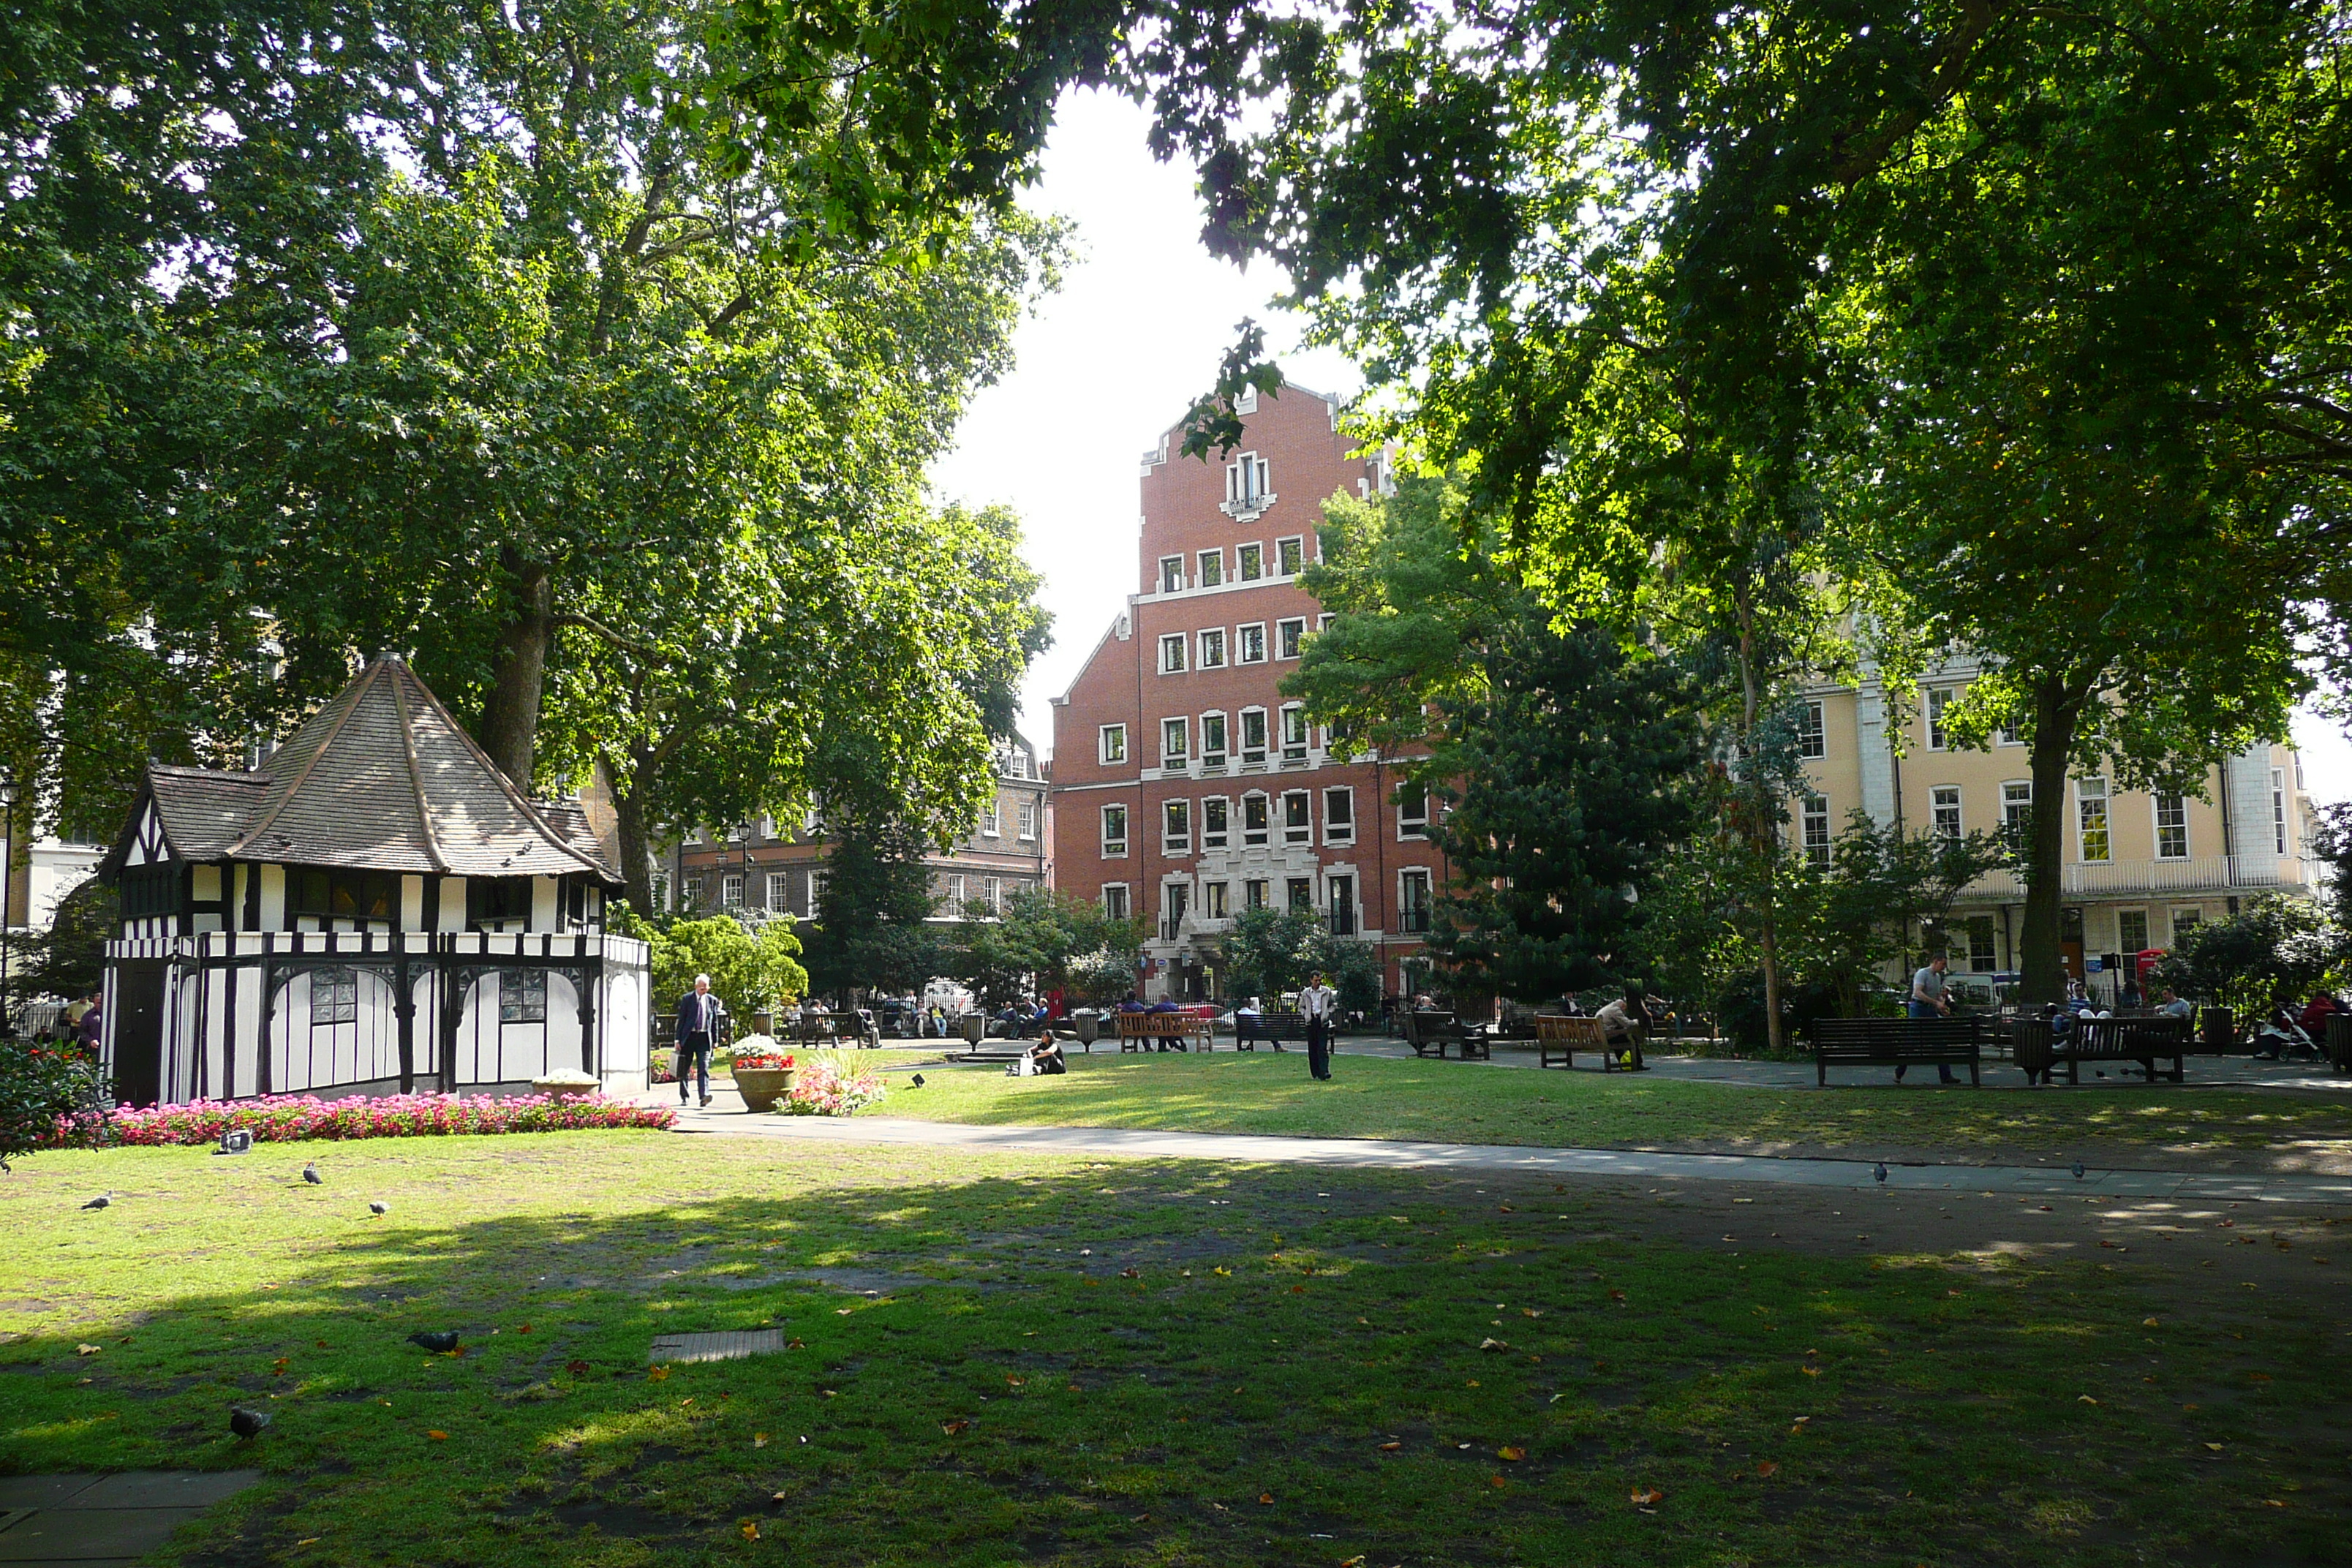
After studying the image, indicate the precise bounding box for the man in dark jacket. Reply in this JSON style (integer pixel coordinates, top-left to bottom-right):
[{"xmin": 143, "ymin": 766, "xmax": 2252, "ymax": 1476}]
[
  {"xmin": 674, "ymin": 975, "xmax": 720, "ymax": 1107},
  {"xmin": 75, "ymin": 992, "xmax": 103, "ymax": 1051}
]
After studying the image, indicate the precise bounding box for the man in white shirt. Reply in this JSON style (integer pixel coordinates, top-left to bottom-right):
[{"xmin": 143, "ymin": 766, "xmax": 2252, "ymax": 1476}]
[
  {"xmin": 1299, "ymin": 971, "xmax": 1340, "ymax": 1081},
  {"xmin": 1594, "ymin": 990, "xmax": 1648, "ymax": 1071}
]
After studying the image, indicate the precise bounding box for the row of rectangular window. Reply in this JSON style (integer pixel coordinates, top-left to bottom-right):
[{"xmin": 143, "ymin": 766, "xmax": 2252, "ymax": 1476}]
[
  {"xmin": 1797, "ymin": 774, "xmax": 2289, "ymax": 866},
  {"xmin": 974, "ymin": 797, "xmax": 1039, "ymax": 840},
  {"xmin": 1099, "ymin": 784, "xmax": 1428, "ymax": 858},
  {"xmin": 1103, "ymin": 702, "xmax": 1343, "ymax": 769},
  {"xmin": 1154, "ymin": 614, "xmax": 1325, "ymax": 675},
  {"xmin": 1098, "ymin": 867, "xmax": 1434, "ymax": 929},
  {"xmin": 1156, "ymin": 536, "xmax": 1305, "ymax": 594}
]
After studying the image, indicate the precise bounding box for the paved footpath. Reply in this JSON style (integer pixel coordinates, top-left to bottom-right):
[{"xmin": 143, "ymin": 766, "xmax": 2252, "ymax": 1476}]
[{"xmin": 660, "ymin": 1095, "xmax": 2352, "ymax": 1205}]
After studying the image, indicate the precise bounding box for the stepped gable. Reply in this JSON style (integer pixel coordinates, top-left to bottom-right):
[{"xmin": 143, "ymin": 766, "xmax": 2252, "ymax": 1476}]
[{"xmin": 110, "ymin": 654, "xmax": 619, "ymax": 883}]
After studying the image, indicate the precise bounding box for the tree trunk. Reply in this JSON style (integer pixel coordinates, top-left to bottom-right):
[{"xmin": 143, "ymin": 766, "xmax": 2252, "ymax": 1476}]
[
  {"xmin": 2019, "ymin": 671, "xmax": 2088, "ymax": 1006},
  {"xmin": 613, "ymin": 747, "xmax": 659, "ymax": 916},
  {"xmin": 476, "ymin": 549, "xmax": 554, "ymax": 788},
  {"xmin": 1732, "ymin": 589, "xmax": 1787, "ymax": 1053}
]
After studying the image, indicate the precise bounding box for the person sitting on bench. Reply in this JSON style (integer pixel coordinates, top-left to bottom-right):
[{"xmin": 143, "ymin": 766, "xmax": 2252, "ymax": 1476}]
[{"xmin": 1594, "ymin": 990, "xmax": 1646, "ymax": 1069}]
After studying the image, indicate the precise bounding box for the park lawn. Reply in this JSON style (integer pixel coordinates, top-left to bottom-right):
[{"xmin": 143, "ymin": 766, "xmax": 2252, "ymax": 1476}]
[
  {"xmin": 870, "ymin": 1051, "xmax": 2352, "ymax": 1168},
  {"xmin": 2, "ymin": 1132, "xmax": 2346, "ymax": 1567}
]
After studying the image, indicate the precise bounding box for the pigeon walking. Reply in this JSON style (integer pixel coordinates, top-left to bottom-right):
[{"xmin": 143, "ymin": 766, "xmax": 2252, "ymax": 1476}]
[
  {"xmin": 302, "ymin": 1161, "xmax": 323, "ymax": 1185},
  {"xmin": 2072, "ymin": 1161, "xmax": 2086, "ymax": 1180},
  {"xmin": 408, "ymin": 1330, "xmax": 461, "ymax": 1354},
  {"xmin": 1873, "ymin": 1162, "xmax": 1888, "ymax": 1185},
  {"xmin": 229, "ymin": 1406, "xmax": 272, "ymax": 1439},
  {"xmin": 368, "ymin": 1201, "xmax": 388, "ymax": 1217},
  {"xmin": 81, "ymin": 1193, "xmax": 113, "ymax": 1210}
]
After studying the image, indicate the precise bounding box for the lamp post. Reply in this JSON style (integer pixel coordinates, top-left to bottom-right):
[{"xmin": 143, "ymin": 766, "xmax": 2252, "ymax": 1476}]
[{"xmin": 0, "ymin": 772, "xmax": 17, "ymax": 1035}]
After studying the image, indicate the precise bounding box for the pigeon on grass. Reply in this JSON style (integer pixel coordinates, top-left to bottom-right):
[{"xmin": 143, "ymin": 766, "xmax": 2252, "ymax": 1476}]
[
  {"xmin": 230, "ymin": 1406, "xmax": 272, "ymax": 1439},
  {"xmin": 369, "ymin": 1202, "xmax": 389, "ymax": 1217},
  {"xmin": 302, "ymin": 1161, "xmax": 323, "ymax": 1185},
  {"xmin": 82, "ymin": 1193, "xmax": 113, "ymax": 1210},
  {"xmin": 408, "ymin": 1330, "xmax": 461, "ymax": 1354}
]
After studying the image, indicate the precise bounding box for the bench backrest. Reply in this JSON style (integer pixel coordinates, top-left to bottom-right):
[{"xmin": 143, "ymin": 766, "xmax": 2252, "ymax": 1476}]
[
  {"xmin": 1812, "ymin": 1017, "xmax": 1983, "ymax": 1051},
  {"xmin": 2070, "ymin": 1016, "xmax": 2191, "ymax": 1052},
  {"xmin": 1239, "ymin": 1011, "xmax": 1306, "ymax": 1033},
  {"xmin": 1115, "ymin": 1013, "xmax": 1205, "ymax": 1037},
  {"xmin": 1403, "ymin": 1010, "xmax": 1460, "ymax": 1041},
  {"xmin": 1534, "ymin": 1015, "xmax": 1609, "ymax": 1046}
]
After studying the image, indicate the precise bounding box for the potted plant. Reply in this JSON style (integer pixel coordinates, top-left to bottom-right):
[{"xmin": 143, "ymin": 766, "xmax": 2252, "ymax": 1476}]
[{"xmin": 728, "ymin": 1041, "xmax": 798, "ymax": 1112}]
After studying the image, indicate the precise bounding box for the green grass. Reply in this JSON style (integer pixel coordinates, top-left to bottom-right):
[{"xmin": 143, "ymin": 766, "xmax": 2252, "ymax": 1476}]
[
  {"xmin": 3, "ymin": 1132, "xmax": 2346, "ymax": 1564},
  {"xmin": 872, "ymin": 1051, "xmax": 2352, "ymax": 1166}
]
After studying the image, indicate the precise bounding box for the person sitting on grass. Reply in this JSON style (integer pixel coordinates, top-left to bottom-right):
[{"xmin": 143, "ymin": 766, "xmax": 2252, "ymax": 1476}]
[{"xmin": 1011, "ymin": 1029, "xmax": 1066, "ymax": 1077}]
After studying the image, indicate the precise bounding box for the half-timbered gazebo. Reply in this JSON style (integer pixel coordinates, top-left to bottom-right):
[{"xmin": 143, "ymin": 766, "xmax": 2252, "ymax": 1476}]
[{"xmin": 98, "ymin": 654, "xmax": 649, "ymax": 1106}]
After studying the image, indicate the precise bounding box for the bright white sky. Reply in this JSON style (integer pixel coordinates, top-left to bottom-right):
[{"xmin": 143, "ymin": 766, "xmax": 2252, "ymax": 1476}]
[{"xmin": 927, "ymin": 88, "xmax": 2352, "ymax": 813}]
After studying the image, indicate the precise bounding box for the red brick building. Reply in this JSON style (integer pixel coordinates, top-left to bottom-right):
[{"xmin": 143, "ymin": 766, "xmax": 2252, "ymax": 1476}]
[{"xmin": 1049, "ymin": 382, "xmax": 1450, "ymax": 1001}]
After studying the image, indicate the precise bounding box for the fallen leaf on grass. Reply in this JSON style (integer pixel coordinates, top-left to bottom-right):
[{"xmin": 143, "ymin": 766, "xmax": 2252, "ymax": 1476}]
[
  {"xmin": 1802, "ymin": 1366, "xmax": 1821, "ymax": 1377},
  {"xmin": 835, "ymin": 1308, "xmax": 853, "ymax": 1316},
  {"xmin": 2144, "ymin": 1317, "xmax": 2160, "ymax": 1327},
  {"xmin": 785, "ymin": 1338, "xmax": 804, "ymax": 1350},
  {"xmin": 1214, "ymin": 1267, "xmax": 1232, "ymax": 1277},
  {"xmin": 1755, "ymin": 1460, "xmax": 1779, "ymax": 1478},
  {"xmin": 1479, "ymin": 1338, "xmax": 1509, "ymax": 1352},
  {"xmin": 754, "ymin": 1433, "xmax": 769, "ymax": 1448},
  {"xmin": 942, "ymin": 1419, "xmax": 970, "ymax": 1435},
  {"xmin": 740, "ymin": 1521, "xmax": 760, "ymax": 1541},
  {"xmin": 2264, "ymin": 1499, "xmax": 2286, "ymax": 1508},
  {"xmin": 1607, "ymin": 1289, "xmax": 1626, "ymax": 1302},
  {"xmin": 1342, "ymin": 1557, "xmax": 1367, "ymax": 1567},
  {"xmin": 1293, "ymin": 1285, "xmax": 1306, "ymax": 1294},
  {"xmin": 2078, "ymin": 1396, "xmax": 2100, "ymax": 1405},
  {"xmin": 1498, "ymin": 1446, "xmax": 1525, "ymax": 1461},
  {"xmin": 75, "ymin": 1344, "xmax": 99, "ymax": 1357},
  {"xmin": 1630, "ymin": 1487, "xmax": 1664, "ymax": 1505},
  {"xmin": 1489, "ymin": 1474, "xmax": 1508, "ymax": 1488},
  {"xmin": 1521, "ymin": 1308, "xmax": 1542, "ymax": 1319},
  {"xmin": 1006, "ymin": 1375, "xmax": 1025, "ymax": 1387},
  {"xmin": 647, "ymin": 1367, "xmax": 669, "ymax": 1382},
  {"xmin": 1120, "ymin": 1268, "xmax": 1139, "ymax": 1279},
  {"xmin": 2250, "ymin": 1373, "xmax": 2272, "ymax": 1383},
  {"xmin": 2205, "ymin": 1442, "xmax": 2225, "ymax": 1452},
  {"xmin": 565, "ymin": 1360, "xmax": 592, "ymax": 1376},
  {"xmin": 1259, "ymin": 1493, "xmax": 1275, "ymax": 1505},
  {"xmin": 314, "ymin": 1340, "xmax": 328, "ymax": 1349},
  {"xmin": 428, "ymin": 1431, "xmax": 449, "ymax": 1441}
]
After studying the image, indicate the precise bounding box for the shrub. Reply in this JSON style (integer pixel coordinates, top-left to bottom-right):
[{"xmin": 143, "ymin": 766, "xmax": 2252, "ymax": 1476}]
[
  {"xmin": 775, "ymin": 1058, "xmax": 886, "ymax": 1116},
  {"xmin": 3, "ymin": 1041, "xmax": 112, "ymax": 1169},
  {"xmin": 61, "ymin": 1091, "xmax": 674, "ymax": 1148}
]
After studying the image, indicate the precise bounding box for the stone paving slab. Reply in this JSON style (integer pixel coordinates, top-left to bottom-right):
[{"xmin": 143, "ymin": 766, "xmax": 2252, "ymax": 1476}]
[
  {"xmin": 649, "ymin": 1329, "xmax": 785, "ymax": 1364},
  {"xmin": 0, "ymin": 1472, "xmax": 257, "ymax": 1568},
  {"xmin": 666, "ymin": 1109, "xmax": 2352, "ymax": 1205}
]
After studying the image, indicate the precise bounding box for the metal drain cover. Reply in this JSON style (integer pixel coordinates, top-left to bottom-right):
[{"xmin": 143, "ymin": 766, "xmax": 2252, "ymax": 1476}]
[{"xmin": 648, "ymin": 1330, "xmax": 786, "ymax": 1364}]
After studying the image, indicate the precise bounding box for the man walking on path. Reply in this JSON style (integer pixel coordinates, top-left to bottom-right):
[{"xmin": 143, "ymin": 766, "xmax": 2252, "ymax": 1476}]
[
  {"xmin": 675, "ymin": 974, "xmax": 720, "ymax": 1108},
  {"xmin": 1897, "ymin": 952, "xmax": 1959, "ymax": 1084},
  {"xmin": 1300, "ymin": 971, "xmax": 1339, "ymax": 1081}
]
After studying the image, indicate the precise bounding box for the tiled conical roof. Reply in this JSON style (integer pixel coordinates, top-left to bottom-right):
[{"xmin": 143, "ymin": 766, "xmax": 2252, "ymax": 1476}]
[{"xmin": 140, "ymin": 654, "xmax": 617, "ymax": 881}]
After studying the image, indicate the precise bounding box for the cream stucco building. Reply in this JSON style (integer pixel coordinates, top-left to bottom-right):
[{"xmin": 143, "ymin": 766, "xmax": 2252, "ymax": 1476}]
[{"xmin": 1795, "ymin": 655, "xmax": 2321, "ymax": 989}]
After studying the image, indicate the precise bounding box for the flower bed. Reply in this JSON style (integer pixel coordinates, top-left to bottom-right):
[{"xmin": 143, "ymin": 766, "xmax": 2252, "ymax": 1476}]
[
  {"xmin": 776, "ymin": 1058, "xmax": 886, "ymax": 1117},
  {"xmin": 731, "ymin": 1048, "xmax": 796, "ymax": 1071},
  {"xmin": 55, "ymin": 1091, "xmax": 675, "ymax": 1148}
]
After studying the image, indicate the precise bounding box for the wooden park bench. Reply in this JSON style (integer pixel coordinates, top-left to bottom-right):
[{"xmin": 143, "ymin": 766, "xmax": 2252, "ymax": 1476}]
[
  {"xmin": 1233, "ymin": 1009, "xmax": 1308, "ymax": 1051},
  {"xmin": 1115, "ymin": 1012, "xmax": 1215, "ymax": 1052},
  {"xmin": 1810, "ymin": 1017, "xmax": 1983, "ymax": 1087},
  {"xmin": 2013, "ymin": 1014, "xmax": 2190, "ymax": 1085},
  {"xmin": 790, "ymin": 1011, "xmax": 878, "ymax": 1049},
  {"xmin": 1534, "ymin": 1014, "xmax": 1617, "ymax": 1071},
  {"xmin": 1402, "ymin": 1010, "xmax": 1490, "ymax": 1061}
]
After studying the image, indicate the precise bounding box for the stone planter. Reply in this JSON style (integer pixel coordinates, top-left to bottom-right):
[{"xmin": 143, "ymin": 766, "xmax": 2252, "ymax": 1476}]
[
  {"xmin": 731, "ymin": 1066, "xmax": 798, "ymax": 1113},
  {"xmin": 532, "ymin": 1070, "xmax": 603, "ymax": 1103}
]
